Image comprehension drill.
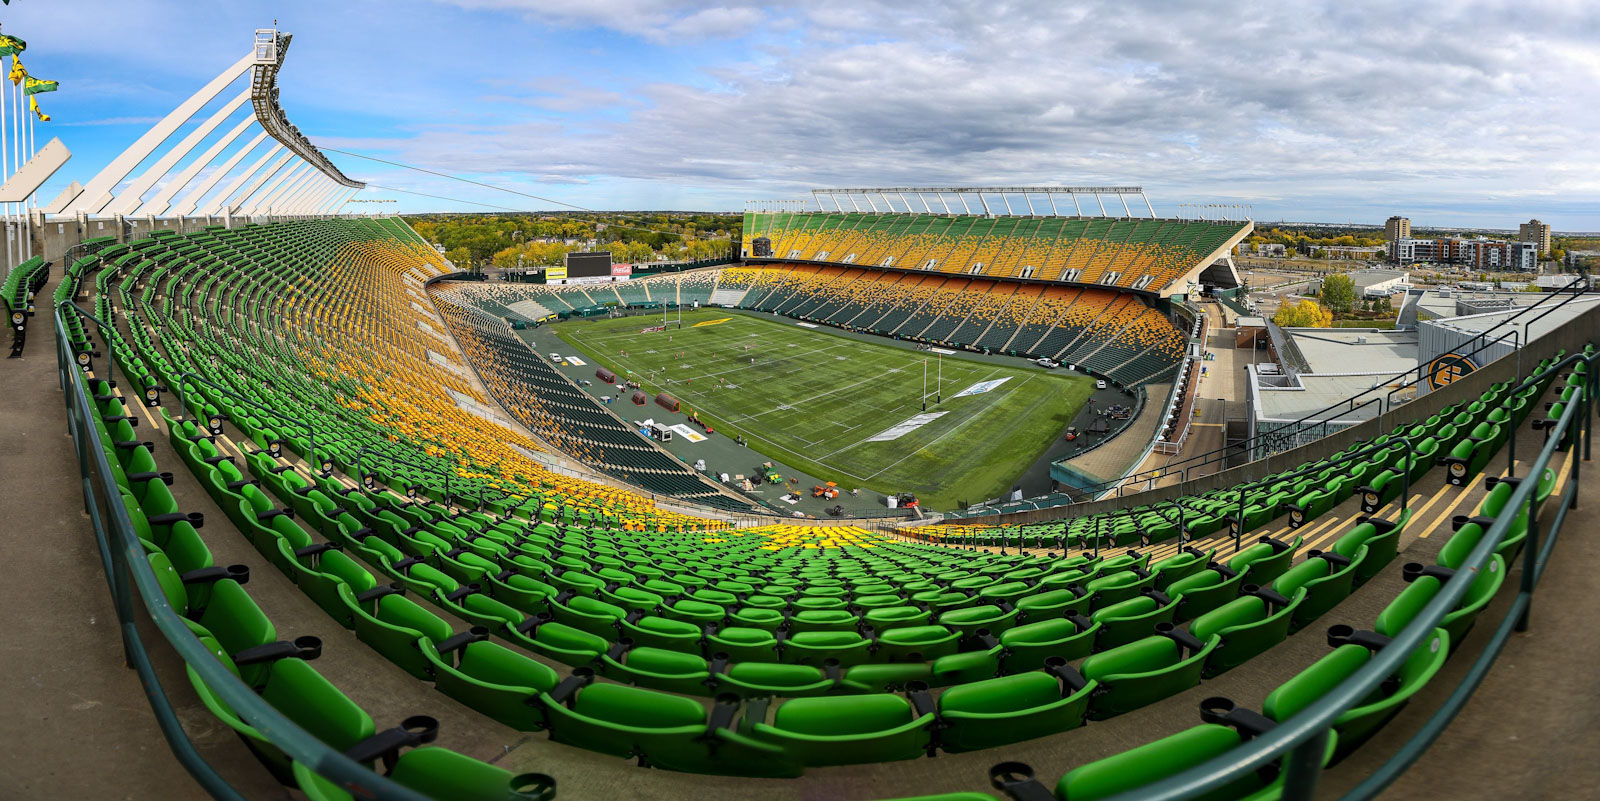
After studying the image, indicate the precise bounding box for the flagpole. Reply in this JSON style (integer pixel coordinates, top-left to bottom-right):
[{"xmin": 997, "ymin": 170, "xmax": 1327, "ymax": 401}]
[
  {"xmin": 1, "ymin": 56, "xmax": 10, "ymax": 271},
  {"xmin": 12, "ymin": 64, "xmax": 19, "ymax": 259},
  {"xmin": 17, "ymin": 71, "xmax": 26, "ymax": 260},
  {"xmin": 24, "ymin": 98, "xmax": 33, "ymax": 259}
]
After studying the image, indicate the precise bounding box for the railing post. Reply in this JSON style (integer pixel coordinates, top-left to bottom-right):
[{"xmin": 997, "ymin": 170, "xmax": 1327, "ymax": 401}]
[
  {"xmin": 1398, "ymin": 438, "xmax": 1412, "ymax": 515},
  {"xmin": 1278, "ymin": 728, "xmax": 1330, "ymax": 801},
  {"xmin": 1573, "ymin": 382, "xmax": 1585, "ymax": 511},
  {"xmin": 1516, "ymin": 489, "xmax": 1539, "ymax": 633}
]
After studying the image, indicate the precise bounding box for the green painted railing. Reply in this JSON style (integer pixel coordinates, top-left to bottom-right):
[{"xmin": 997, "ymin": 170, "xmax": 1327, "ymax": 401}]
[{"xmin": 55, "ymin": 306, "xmax": 438, "ymax": 801}]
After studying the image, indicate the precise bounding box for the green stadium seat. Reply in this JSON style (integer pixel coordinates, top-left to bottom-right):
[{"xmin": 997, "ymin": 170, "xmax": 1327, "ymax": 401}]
[
  {"xmin": 938, "ymin": 665, "xmax": 1096, "ymax": 752},
  {"xmin": 751, "ymin": 692, "xmax": 935, "ymax": 765},
  {"xmin": 1081, "ymin": 628, "xmax": 1217, "ymax": 719},
  {"xmin": 1262, "ymin": 625, "xmax": 1449, "ymax": 758}
]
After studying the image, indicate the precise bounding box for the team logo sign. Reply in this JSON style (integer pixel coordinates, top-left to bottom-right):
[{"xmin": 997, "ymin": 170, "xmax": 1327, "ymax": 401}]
[{"xmin": 1427, "ymin": 352, "xmax": 1478, "ymax": 389}]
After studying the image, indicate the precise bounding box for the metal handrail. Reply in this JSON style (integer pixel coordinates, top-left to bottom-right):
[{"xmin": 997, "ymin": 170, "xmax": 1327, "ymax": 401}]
[
  {"xmin": 53, "ymin": 306, "xmax": 437, "ymax": 801},
  {"xmin": 1095, "ymin": 349, "xmax": 1592, "ymax": 801}
]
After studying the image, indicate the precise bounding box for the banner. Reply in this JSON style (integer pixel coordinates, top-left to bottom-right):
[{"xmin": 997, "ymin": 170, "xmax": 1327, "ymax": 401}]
[
  {"xmin": 545, "ymin": 266, "xmax": 567, "ymax": 281},
  {"xmin": 611, "ymin": 263, "xmax": 632, "ymax": 277},
  {"xmin": 692, "ymin": 317, "xmax": 731, "ymax": 328},
  {"xmin": 640, "ymin": 325, "xmax": 666, "ymax": 333},
  {"xmin": 951, "ymin": 376, "xmax": 1012, "ymax": 399},
  {"xmin": 669, "ymin": 424, "xmax": 707, "ymax": 443}
]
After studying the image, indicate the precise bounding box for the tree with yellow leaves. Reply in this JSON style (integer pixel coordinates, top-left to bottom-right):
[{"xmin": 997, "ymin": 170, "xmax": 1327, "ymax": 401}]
[{"xmin": 1274, "ymin": 298, "xmax": 1333, "ymax": 328}]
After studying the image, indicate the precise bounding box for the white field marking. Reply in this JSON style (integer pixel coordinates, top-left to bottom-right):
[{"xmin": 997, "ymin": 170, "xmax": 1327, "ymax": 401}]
[
  {"xmin": 863, "ymin": 375, "xmax": 1038, "ymax": 480},
  {"xmin": 569, "ymin": 325, "xmax": 857, "ymax": 384},
  {"xmin": 864, "ymin": 412, "xmax": 949, "ymax": 442},
  {"xmin": 562, "ymin": 339, "xmax": 880, "ymax": 478},
  {"xmin": 812, "ymin": 366, "xmax": 1011, "ymax": 461},
  {"xmin": 561, "ymin": 318, "xmax": 1056, "ymax": 478},
  {"xmin": 723, "ymin": 354, "xmax": 915, "ymax": 425}
]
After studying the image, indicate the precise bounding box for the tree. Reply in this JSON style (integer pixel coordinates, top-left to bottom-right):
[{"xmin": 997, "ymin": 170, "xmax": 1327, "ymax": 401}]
[
  {"xmin": 1320, "ymin": 273, "xmax": 1356, "ymax": 315},
  {"xmin": 445, "ymin": 247, "xmax": 471, "ymax": 269},
  {"xmin": 1274, "ymin": 299, "xmax": 1332, "ymax": 328}
]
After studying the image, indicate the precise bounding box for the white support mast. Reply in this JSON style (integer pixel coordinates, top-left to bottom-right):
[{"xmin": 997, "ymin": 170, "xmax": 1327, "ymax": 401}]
[
  {"xmin": 241, "ymin": 161, "xmax": 309, "ymax": 216},
  {"xmin": 104, "ymin": 89, "xmax": 253, "ymax": 217},
  {"xmin": 65, "ymin": 51, "xmax": 256, "ymax": 213},
  {"xmin": 215, "ymin": 150, "xmax": 292, "ymax": 215},
  {"xmin": 172, "ymin": 134, "xmax": 271, "ymax": 217},
  {"xmin": 145, "ymin": 116, "xmax": 257, "ymax": 216}
]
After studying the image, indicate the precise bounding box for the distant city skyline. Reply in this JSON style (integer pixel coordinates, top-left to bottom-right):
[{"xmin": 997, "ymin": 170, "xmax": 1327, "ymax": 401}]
[{"xmin": 5, "ymin": 0, "xmax": 1597, "ymax": 228}]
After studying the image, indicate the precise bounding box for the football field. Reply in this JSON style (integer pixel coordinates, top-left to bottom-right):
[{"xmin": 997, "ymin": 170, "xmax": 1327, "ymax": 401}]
[{"xmin": 551, "ymin": 309, "xmax": 1093, "ymax": 509}]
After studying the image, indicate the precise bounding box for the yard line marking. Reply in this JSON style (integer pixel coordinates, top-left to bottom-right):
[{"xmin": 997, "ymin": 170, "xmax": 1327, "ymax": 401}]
[
  {"xmin": 812, "ymin": 366, "xmax": 1012, "ymax": 461},
  {"xmin": 863, "ymin": 376, "xmax": 1038, "ymax": 480}
]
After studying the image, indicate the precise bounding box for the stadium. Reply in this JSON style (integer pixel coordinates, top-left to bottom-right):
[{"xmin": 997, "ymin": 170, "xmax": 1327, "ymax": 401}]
[{"xmin": 3, "ymin": 16, "xmax": 1598, "ymax": 801}]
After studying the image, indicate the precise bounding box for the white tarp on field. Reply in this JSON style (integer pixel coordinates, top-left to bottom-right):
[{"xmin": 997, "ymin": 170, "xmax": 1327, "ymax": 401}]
[
  {"xmin": 866, "ymin": 412, "xmax": 947, "ymax": 442},
  {"xmin": 952, "ymin": 377, "xmax": 1012, "ymax": 399}
]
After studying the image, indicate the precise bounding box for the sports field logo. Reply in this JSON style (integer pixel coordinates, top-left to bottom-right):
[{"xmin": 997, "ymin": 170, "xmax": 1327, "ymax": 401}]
[
  {"xmin": 952, "ymin": 377, "xmax": 1012, "ymax": 399},
  {"xmin": 692, "ymin": 317, "xmax": 732, "ymax": 328},
  {"xmin": 1427, "ymin": 352, "xmax": 1478, "ymax": 389}
]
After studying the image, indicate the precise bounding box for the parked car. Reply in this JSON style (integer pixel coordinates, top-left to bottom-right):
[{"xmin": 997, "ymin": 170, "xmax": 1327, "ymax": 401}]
[
  {"xmin": 549, "ymin": 353, "xmax": 563, "ymax": 363},
  {"xmin": 1035, "ymin": 358, "xmax": 1058, "ymax": 369},
  {"xmin": 1096, "ymin": 379, "xmax": 1108, "ymax": 390}
]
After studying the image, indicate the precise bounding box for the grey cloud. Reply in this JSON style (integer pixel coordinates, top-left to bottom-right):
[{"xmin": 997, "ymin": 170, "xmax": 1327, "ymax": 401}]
[{"xmin": 387, "ymin": 0, "xmax": 1600, "ymax": 223}]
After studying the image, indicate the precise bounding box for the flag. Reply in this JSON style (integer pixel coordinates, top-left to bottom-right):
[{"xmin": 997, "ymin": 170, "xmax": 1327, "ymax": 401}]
[
  {"xmin": 0, "ymin": 35, "xmax": 23, "ymax": 57},
  {"xmin": 29, "ymin": 94, "xmax": 48, "ymax": 122},
  {"xmin": 8, "ymin": 55, "xmax": 25, "ymax": 85},
  {"xmin": 23, "ymin": 74, "xmax": 55, "ymax": 94}
]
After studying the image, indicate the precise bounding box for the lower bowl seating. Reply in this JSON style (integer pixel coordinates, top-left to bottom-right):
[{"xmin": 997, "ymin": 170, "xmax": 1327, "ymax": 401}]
[{"xmin": 56, "ymin": 215, "xmax": 1595, "ymax": 800}]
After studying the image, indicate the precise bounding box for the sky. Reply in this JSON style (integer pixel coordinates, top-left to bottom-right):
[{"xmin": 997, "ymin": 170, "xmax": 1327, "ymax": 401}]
[{"xmin": 3, "ymin": 0, "xmax": 1598, "ymax": 229}]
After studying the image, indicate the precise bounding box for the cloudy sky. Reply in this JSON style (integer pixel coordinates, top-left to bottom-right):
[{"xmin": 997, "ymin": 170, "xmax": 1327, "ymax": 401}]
[{"xmin": 5, "ymin": 0, "xmax": 1598, "ymax": 228}]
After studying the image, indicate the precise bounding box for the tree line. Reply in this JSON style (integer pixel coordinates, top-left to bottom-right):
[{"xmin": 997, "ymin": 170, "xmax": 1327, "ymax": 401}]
[{"xmin": 405, "ymin": 212, "xmax": 740, "ymax": 270}]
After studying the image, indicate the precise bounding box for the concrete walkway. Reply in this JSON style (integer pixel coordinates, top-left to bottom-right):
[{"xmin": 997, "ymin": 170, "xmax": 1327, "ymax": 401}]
[{"xmin": 0, "ymin": 275, "xmax": 284, "ymax": 799}]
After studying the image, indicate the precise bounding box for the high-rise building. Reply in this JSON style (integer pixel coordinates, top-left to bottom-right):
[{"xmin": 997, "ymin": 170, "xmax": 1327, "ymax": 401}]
[
  {"xmin": 1385, "ymin": 216, "xmax": 1411, "ymax": 262},
  {"xmin": 1518, "ymin": 219, "xmax": 1552, "ymax": 254}
]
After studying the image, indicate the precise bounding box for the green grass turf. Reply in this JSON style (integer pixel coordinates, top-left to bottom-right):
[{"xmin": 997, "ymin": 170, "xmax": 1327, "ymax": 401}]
[{"xmin": 551, "ymin": 309, "xmax": 1094, "ymax": 509}]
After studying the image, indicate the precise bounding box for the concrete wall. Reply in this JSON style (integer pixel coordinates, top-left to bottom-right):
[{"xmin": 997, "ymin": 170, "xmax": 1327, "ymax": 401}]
[{"xmin": 964, "ymin": 302, "xmax": 1597, "ymax": 525}]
